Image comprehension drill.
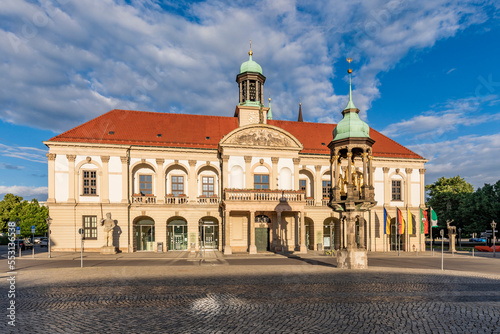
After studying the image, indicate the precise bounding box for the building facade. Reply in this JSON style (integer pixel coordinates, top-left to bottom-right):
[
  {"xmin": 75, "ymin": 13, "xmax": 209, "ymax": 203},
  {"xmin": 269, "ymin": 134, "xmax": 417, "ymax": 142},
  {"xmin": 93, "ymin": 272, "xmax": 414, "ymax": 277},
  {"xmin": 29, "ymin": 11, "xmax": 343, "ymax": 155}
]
[{"xmin": 45, "ymin": 51, "xmax": 427, "ymax": 253}]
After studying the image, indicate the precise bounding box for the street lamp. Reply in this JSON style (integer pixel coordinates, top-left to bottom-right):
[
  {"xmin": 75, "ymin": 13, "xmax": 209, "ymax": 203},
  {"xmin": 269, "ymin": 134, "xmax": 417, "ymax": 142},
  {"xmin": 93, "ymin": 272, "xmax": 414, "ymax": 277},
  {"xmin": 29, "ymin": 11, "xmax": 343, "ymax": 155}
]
[
  {"xmin": 46, "ymin": 216, "xmax": 52, "ymax": 258},
  {"xmin": 458, "ymin": 228, "xmax": 462, "ymax": 251},
  {"xmin": 492, "ymin": 220, "xmax": 497, "ymax": 258}
]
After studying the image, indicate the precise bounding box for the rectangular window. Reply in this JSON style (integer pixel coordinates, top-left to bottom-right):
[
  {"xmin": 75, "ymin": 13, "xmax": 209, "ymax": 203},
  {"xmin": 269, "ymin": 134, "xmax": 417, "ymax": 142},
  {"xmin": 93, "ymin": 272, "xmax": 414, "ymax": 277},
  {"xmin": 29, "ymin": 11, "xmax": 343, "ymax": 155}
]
[
  {"xmin": 139, "ymin": 175, "xmax": 152, "ymax": 195},
  {"xmin": 392, "ymin": 180, "xmax": 401, "ymax": 201},
  {"xmin": 83, "ymin": 216, "xmax": 97, "ymax": 240},
  {"xmin": 82, "ymin": 170, "xmax": 97, "ymax": 195},
  {"xmin": 254, "ymin": 174, "xmax": 269, "ymax": 190},
  {"xmin": 322, "ymin": 180, "xmax": 331, "ymax": 199},
  {"xmin": 171, "ymin": 175, "xmax": 184, "ymax": 196},
  {"xmin": 202, "ymin": 176, "xmax": 215, "ymax": 197},
  {"xmin": 299, "ymin": 180, "xmax": 306, "ymax": 193}
]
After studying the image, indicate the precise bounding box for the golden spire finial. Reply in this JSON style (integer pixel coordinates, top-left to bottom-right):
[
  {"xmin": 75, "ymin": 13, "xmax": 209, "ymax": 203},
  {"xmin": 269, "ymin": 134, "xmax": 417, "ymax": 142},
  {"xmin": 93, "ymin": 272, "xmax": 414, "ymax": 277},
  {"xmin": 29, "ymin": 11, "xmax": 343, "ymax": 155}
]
[
  {"xmin": 249, "ymin": 39, "xmax": 253, "ymax": 56},
  {"xmin": 347, "ymin": 57, "xmax": 353, "ymax": 74}
]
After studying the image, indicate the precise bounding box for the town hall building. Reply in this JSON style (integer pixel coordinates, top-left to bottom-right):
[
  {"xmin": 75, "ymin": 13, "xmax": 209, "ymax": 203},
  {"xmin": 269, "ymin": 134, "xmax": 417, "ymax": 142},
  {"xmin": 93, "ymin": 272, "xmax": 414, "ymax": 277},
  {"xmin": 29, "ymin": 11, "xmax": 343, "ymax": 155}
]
[{"xmin": 44, "ymin": 49, "xmax": 427, "ymax": 254}]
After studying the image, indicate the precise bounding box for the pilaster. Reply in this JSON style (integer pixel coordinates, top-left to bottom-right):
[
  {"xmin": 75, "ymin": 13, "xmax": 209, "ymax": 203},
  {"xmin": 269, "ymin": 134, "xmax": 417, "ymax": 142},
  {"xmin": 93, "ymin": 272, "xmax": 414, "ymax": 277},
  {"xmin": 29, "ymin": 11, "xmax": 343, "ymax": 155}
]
[
  {"xmin": 293, "ymin": 158, "xmax": 300, "ymax": 191},
  {"xmin": 419, "ymin": 169, "xmax": 426, "ymax": 208},
  {"xmin": 101, "ymin": 156, "xmax": 110, "ymax": 203},
  {"xmin": 244, "ymin": 156, "xmax": 252, "ymax": 189},
  {"xmin": 120, "ymin": 156, "xmax": 129, "ymax": 203},
  {"xmin": 156, "ymin": 158, "xmax": 165, "ymax": 204},
  {"xmin": 271, "ymin": 157, "xmax": 279, "ymax": 189},
  {"xmin": 221, "ymin": 155, "xmax": 229, "ymax": 191},
  {"xmin": 383, "ymin": 167, "xmax": 390, "ymax": 205},
  {"xmin": 405, "ymin": 168, "xmax": 413, "ymax": 207},
  {"xmin": 47, "ymin": 153, "xmax": 56, "ymax": 203},
  {"xmin": 188, "ymin": 160, "xmax": 197, "ymax": 203},
  {"xmin": 315, "ymin": 165, "xmax": 322, "ymax": 205},
  {"xmin": 66, "ymin": 155, "xmax": 76, "ymax": 203},
  {"xmin": 249, "ymin": 211, "xmax": 257, "ymax": 254}
]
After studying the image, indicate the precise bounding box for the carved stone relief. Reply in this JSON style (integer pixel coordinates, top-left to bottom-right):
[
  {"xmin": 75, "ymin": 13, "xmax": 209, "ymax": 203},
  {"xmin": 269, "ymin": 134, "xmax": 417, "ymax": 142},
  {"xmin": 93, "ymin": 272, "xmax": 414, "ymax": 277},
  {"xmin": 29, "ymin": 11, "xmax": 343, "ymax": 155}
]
[{"xmin": 227, "ymin": 128, "xmax": 292, "ymax": 147}]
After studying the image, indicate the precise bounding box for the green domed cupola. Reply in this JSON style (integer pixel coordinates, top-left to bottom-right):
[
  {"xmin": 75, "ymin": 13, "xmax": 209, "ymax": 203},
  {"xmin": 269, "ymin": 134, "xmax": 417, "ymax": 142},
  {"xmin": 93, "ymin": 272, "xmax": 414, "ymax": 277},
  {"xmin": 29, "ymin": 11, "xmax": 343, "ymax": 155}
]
[
  {"xmin": 240, "ymin": 50, "xmax": 263, "ymax": 75},
  {"xmin": 236, "ymin": 43, "xmax": 266, "ymax": 107}
]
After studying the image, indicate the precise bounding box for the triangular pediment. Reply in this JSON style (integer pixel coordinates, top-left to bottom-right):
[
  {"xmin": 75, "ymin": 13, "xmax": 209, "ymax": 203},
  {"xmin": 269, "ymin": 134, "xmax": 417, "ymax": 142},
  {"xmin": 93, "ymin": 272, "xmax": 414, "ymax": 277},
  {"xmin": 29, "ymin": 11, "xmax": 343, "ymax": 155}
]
[{"xmin": 220, "ymin": 124, "xmax": 303, "ymax": 151}]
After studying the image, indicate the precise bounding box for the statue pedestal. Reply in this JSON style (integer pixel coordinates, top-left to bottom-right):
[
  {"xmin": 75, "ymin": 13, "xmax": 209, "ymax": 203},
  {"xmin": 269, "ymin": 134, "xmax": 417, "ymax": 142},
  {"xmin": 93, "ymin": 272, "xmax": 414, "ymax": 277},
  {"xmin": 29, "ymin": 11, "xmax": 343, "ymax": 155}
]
[
  {"xmin": 449, "ymin": 234, "xmax": 456, "ymax": 253},
  {"xmin": 100, "ymin": 246, "xmax": 117, "ymax": 255},
  {"xmin": 249, "ymin": 245, "xmax": 257, "ymax": 254},
  {"xmin": 336, "ymin": 248, "xmax": 367, "ymax": 269}
]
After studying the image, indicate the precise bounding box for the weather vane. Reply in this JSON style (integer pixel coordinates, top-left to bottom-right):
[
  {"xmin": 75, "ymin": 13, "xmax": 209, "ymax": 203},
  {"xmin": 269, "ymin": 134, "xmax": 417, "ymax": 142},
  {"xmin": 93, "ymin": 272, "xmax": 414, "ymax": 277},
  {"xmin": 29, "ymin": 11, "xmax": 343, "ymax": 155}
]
[
  {"xmin": 347, "ymin": 57, "xmax": 353, "ymax": 74},
  {"xmin": 249, "ymin": 39, "xmax": 253, "ymax": 56}
]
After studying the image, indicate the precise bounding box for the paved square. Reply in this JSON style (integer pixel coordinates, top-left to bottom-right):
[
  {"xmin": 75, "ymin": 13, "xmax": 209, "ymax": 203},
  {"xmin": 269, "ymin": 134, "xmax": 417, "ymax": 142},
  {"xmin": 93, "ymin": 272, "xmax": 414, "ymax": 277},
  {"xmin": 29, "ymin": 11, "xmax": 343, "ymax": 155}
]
[{"xmin": 3, "ymin": 253, "xmax": 500, "ymax": 333}]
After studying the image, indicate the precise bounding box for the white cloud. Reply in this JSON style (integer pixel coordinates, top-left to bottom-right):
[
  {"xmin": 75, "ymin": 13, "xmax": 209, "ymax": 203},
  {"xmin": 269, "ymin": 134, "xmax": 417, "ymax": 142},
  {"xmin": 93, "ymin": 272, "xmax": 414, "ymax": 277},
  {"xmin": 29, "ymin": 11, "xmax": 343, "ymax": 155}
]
[
  {"xmin": 0, "ymin": 143, "xmax": 48, "ymax": 163},
  {"xmin": 408, "ymin": 133, "xmax": 500, "ymax": 189},
  {"xmin": 0, "ymin": 0, "xmax": 495, "ymax": 131},
  {"xmin": 381, "ymin": 95, "xmax": 500, "ymax": 140},
  {"xmin": 0, "ymin": 185, "xmax": 48, "ymax": 198}
]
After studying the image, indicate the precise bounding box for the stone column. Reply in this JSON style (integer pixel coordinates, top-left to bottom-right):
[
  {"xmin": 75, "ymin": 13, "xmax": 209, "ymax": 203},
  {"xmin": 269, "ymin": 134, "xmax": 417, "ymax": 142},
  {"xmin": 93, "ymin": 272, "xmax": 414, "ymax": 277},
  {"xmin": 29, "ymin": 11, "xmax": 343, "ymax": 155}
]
[
  {"xmin": 224, "ymin": 210, "xmax": 232, "ymax": 255},
  {"xmin": 358, "ymin": 215, "xmax": 365, "ymax": 248},
  {"xmin": 249, "ymin": 211, "xmax": 257, "ymax": 254},
  {"xmin": 315, "ymin": 165, "xmax": 322, "ymax": 206},
  {"xmin": 271, "ymin": 157, "xmax": 279, "ymax": 189},
  {"xmin": 293, "ymin": 158, "xmax": 300, "ymax": 192},
  {"xmin": 244, "ymin": 156, "xmax": 252, "ymax": 189},
  {"xmin": 47, "ymin": 153, "xmax": 56, "ymax": 203},
  {"xmin": 188, "ymin": 160, "xmax": 197, "ymax": 203},
  {"xmin": 383, "ymin": 167, "xmax": 390, "ymax": 205},
  {"xmin": 156, "ymin": 158, "xmax": 165, "ymax": 204},
  {"xmin": 333, "ymin": 155, "xmax": 340, "ymax": 200},
  {"xmin": 274, "ymin": 212, "xmax": 281, "ymax": 250},
  {"xmin": 346, "ymin": 151, "xmax": 353, "ymax": 198},
  {"xmin": 362, "ymin": 152, "xmax": 368, "ymax": 199},
  {"xmin": 101, "ymin": 156, "xmax": 110, "ymax": 203},
  {"xmin": 120, "ymin": 156, "xmax": 129, "ymax": 203},
  {"xmin": 67, "ymin": 155, "xmax": 76, "ymax": 203},
  {"xmin": 368, "ymin": 155, "xmax": 374, "ymax": 187},
  {"xmin": 300, "ymin": 211, "xmax": 307, "ymax": 253}
]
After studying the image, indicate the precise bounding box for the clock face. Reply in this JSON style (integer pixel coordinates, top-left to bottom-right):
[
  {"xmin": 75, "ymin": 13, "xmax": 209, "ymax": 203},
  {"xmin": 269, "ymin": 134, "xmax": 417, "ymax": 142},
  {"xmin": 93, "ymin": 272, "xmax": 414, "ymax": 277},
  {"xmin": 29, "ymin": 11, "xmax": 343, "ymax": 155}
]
[{"xmin": 248, "ymin": 111, "xmax": 257, "ymax": 123}]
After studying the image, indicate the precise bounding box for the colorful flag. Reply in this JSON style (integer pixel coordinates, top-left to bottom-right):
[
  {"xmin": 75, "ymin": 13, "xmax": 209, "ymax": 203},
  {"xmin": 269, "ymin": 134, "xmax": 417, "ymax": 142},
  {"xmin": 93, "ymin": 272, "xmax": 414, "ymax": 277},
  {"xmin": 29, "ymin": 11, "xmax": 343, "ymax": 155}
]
[
  {"xmin": 430, "ymin": 207, "xmax": 438, "ymax": 227},
  {"xmin": 397, "ymin": 207, "xmax": 405, "ymax": 235},
  {"xmin": 420, "ymin": 208, "xmax": 428, "ymax": 234},
  {"xmin": 384, "ymin": 207, "xmax": 391, "ymax": 235},
  {"xmin": 407, "ymin": 207, "xmax": 413, "ymax": 235}
]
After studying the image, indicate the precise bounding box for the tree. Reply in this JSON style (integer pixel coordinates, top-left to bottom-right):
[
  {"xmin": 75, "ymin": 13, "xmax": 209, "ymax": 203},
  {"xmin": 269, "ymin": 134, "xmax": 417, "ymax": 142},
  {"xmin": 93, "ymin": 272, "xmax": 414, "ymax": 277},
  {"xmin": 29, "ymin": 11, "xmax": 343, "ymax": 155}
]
[
  {"xmin": 425, "ymin": 176, "xmax": 474, "ymax": 233},
  {"xmin": 459, "ymin": 181, "xmax": 500, "ymax": 234},
  {"xmin": 0, "ymin": 194, "xmax": 48, "ymax": 237}
]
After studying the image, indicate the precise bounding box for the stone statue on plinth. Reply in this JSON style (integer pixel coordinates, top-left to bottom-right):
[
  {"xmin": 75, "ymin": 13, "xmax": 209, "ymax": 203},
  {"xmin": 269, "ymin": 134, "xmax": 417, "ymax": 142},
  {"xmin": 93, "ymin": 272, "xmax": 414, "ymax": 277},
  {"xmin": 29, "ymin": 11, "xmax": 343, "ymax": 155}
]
[{"xmin": 100, "ymin": 212, "xmax": 117, "ymax": 254}]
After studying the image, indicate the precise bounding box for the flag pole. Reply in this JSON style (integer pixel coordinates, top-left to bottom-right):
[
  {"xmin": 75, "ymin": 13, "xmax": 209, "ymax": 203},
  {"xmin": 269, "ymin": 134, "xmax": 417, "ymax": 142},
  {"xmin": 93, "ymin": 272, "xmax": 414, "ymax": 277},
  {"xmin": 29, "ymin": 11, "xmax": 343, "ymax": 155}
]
[{"xmin": 397, "ymin": 207, "xmax": 400, "ymax": 256}]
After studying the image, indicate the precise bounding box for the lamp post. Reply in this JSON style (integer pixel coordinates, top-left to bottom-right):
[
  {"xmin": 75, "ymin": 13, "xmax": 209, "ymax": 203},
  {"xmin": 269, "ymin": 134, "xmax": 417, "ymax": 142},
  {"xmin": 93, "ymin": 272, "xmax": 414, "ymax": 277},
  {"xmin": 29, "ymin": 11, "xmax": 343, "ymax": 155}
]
[
  {"xmin": 492, "ymin": 220, "xmax": 497, "ymax": 258},
  {"xmin": 440, "ymin": 229, "xmax": 444, "ymax": 271},
  {"xmin": 46, "ymin": 216, "xmax": 52, "ymax": 258},
  {"xmin": 458, "ymin": 228, "xmax": 462, "ymax": 251}
]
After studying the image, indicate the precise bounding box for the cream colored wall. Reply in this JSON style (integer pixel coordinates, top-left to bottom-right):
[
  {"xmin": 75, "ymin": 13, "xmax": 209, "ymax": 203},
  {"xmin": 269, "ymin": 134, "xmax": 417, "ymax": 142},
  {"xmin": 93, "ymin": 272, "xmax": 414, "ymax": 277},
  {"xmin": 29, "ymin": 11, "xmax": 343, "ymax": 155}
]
[{"xmin": 46, "ymin": 140, "xmax": 427, "ymax": 253}]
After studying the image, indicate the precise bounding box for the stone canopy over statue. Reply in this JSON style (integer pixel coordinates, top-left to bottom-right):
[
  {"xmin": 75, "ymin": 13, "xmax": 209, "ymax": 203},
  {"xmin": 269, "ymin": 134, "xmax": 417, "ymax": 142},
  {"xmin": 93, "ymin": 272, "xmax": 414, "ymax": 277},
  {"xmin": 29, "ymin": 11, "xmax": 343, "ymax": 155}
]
[{"xmin": 100, "ymin": 212, "xmax": 117, "ymax": 254}]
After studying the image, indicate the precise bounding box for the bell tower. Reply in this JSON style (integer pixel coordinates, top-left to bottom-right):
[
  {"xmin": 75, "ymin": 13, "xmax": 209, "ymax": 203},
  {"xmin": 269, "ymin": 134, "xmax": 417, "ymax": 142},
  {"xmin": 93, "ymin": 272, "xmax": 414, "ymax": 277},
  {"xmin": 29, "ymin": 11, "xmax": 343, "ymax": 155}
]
[
  {"xmin": 234, "ymin": 42, "xmax": 269, "ymax": 127},
  {"xmin": 328, "ymin": 58, "xmax": 376, "ymax": 269}
]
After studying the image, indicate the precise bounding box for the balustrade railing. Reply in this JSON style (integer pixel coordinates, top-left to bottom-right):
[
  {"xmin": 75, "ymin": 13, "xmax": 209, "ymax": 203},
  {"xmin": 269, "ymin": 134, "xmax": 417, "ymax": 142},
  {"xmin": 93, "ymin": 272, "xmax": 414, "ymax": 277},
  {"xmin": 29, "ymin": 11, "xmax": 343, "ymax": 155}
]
[
  {"xmin": 224, "ymin": 189, "xmax": 305, "ymax": 202},
  {"xmin": 197, "ymin": 196, "xmax": 220, "ymax": 204},
  {"xmin": 131, "ymin": 195, "xmax": 156, "ymax": 204},
  {"xmin": 165, "ymin": 196, "xmax": 188, "ymax": 204}
]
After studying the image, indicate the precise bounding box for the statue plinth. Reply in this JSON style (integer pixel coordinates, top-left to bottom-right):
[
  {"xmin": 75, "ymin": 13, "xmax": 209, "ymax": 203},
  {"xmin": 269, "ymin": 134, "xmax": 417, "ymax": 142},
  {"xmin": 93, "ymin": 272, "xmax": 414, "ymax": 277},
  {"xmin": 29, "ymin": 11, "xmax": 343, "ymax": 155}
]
[
  {"xmin": 336, "ymin": 248, "xmax": 368, "ymax": 269},
  {"xmin": 100, "ymin": 246, "xmax": 117, "ymax": 255},
  {"xmin": 449, "ymin": 234, "xmax": 456, "ymax": 253}
]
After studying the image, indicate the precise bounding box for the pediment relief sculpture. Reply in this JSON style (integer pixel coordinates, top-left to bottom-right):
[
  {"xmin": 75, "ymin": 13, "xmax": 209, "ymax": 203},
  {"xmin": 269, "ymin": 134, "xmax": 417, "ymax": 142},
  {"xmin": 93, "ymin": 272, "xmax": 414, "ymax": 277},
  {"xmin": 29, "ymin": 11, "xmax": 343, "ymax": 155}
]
[{"xmin": 224, "ymin": 128, "xmax": 296, "ymax": 147}]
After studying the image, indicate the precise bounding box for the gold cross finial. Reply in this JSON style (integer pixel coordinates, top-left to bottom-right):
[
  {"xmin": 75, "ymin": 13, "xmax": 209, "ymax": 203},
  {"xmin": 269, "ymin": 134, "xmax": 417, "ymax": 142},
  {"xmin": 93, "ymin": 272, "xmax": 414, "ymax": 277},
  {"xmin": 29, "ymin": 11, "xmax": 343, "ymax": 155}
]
[{"xmin": 249, "ymin": 39, "xmax": 253, "ymax": 56}]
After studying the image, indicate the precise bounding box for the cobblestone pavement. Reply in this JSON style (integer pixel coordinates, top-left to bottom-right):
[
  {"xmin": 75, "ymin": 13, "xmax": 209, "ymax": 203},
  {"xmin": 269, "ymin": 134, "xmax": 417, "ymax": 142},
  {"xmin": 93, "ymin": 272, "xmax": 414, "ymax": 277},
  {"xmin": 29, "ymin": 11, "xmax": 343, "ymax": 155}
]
[{"xmin": 2, "ymin": 264, "xmax": 500, "ymax": 334}]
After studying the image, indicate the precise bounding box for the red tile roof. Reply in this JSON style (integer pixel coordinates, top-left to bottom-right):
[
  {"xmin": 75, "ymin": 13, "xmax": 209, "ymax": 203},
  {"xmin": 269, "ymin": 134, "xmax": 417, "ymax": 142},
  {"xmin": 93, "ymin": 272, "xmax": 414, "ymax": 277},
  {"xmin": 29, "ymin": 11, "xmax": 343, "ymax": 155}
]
[{"xmin": 48, "ymin": 109, "xmax": 423, "ymax": 159}]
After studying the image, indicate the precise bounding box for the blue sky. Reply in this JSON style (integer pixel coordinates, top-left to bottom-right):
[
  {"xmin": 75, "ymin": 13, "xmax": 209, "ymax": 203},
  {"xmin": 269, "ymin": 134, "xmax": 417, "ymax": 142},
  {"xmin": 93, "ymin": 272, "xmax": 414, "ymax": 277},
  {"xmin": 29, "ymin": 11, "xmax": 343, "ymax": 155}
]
[{"xmin": 1, "ymin": 0, "xmax": 499, "ymax": 201}]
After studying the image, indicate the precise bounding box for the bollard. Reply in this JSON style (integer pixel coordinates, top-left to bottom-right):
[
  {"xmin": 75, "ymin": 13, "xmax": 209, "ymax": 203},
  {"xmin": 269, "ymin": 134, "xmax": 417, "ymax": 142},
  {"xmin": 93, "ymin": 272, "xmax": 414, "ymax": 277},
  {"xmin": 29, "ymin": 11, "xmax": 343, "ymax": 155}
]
[{"xmin": 472, "ymin": 248, "xmax": 474, "ymax": 257}]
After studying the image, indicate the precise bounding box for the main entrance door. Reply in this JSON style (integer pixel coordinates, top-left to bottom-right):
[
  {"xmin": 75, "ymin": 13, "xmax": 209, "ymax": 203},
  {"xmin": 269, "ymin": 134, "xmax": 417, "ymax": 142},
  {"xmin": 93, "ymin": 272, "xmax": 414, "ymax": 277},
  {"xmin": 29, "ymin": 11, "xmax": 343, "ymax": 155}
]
[
  {"xmin": 199, "ymin": 220, "xmax": 218, "ymax": 250},
  {"xmin": 255, "ymin": 228, "xmax": 270, "ymax": 252},
  {"xmin": 168, "ymin": 219, "xmax": 188, "ymax": 251},
  {"xmin": 135, "ymin": 219, "xmax": 155, "ymax": 251}
]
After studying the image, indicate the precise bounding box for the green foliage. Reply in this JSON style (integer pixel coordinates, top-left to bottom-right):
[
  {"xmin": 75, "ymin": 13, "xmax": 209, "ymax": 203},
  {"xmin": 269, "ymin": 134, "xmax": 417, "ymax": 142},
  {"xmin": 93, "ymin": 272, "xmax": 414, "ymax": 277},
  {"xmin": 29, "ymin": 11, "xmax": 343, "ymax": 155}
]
[
  {"xmin": 0, "ymin": 194, "xmax": 49, "ymax": 237},
  {"xmin": 426, "ymin": 177, "xmax": 499, "ymax": 235}
]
